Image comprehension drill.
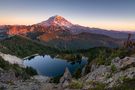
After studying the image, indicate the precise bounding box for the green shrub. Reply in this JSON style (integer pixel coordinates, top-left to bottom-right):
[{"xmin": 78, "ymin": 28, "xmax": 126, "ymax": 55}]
[
  {"xmin": 106, "ymin": 73, "xmax": 112, "ymax": 78},
  {"xmin": 111, "ymin": 78, "xmax": 135, "ymax": 90},
  {"xmin": 0, "ymin": 86, "xmax": 5, "ymax": 90},
  {"xmin": 69, "ymin": 80, "xmax": 83, "ymax": 89},
  {"xmin": 57, "ymin": 54, "xmax": 82, "ymax": 61},
  {"xmin": 0, "ymin": 56, "xmax": 11, "ymax": 70},
  {"xmin": 73, "ymin": 68, "xmax": 82, "ymax": 79},
  {"xmin": 86, "ymin": 81, "xmax": 106, "ymax": 90},
  {"xmin": 111, "ymin": 64, "xmax": 117, "ymax": 73},
  {"xmin": 25, "ymin": 67, "xmax": 37, "ymax": 76},
  {"xmin": 50, "ymin": 75, "xmax": 62, "ymax": 83}
]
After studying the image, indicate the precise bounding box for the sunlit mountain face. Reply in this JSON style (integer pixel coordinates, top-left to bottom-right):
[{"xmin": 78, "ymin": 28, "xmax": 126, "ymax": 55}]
[
  {"xmin": 1, "ymin": 15, "xmax": 134, "ymax": 49},
  {"xmin": 38, "ymin": 15, "xmax": 73, "ymax": 28},
  {"xmin": 0, "ymin": 15, "xmax": 134, "ymax": 38}
]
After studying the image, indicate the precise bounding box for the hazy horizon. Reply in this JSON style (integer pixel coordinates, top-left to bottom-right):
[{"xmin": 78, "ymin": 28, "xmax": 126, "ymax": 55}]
[{"xmin": 0, "ymin": 0, "xmax": 135, "ymax": 31}]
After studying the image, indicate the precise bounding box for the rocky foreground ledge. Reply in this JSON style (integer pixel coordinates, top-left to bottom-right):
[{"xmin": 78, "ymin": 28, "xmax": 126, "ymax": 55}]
[
  {"xmin": 0, "ymin": 56, "xmax": 135, "ymax": 90},
  {"xmin": 82, "ymin": 56, "xmax": 135, "ymax": 89},
  {"xmin": 57, "ymin": 56, "xmax": 135, "ymax": 89}
]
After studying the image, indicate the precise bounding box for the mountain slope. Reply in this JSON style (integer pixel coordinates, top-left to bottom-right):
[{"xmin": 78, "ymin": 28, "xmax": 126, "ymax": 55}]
[
  {"xmin": 0, "ymin": 35, "xmax": 59, "ymax": 58},
  {"xmin": 38, "ymin": 31, "xmax": 123, "ymax": 49},
  {"xmin": 70, "ymin": 26, "xmax": 135, "ymax": 39}
]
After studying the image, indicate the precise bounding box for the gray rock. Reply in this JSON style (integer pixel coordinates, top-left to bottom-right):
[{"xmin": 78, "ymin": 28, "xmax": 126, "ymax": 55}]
[
  {"xmin": 0, "ymin": 69, "xmax": 17, "ymax": 83},
  {"xmin": 111, "ymin": 57, "xmax": 121, "ymax": 70},
  {"xmin": 32, "ymin": 75, "xmax": 50, "ymax": 83},
  {"xmin": 81, "ymin": 65, "xmax": 86, "ymax": 76},
  {"xmin": 120, "ymin": 57, "xmax": 135, "ymax": 69},
  {"xmin": 60, "ymin": 67, "xmax": 72, "ymax": 83},
  {"xmin": 83, "ymin": 65, "xmax": 111, "ymax": 83},
  {"xmin": 111, "ymin": 57, "xmax": 135, "ymax": 70},
  {"xmin": 60, "ymin": 67, "xmax": 72, "ymax": 88},
  {"xmin": 83, "ymin": 56, "xmax": 135, "ymax": 88},
  {"xmin": 90, "ymin": 64, "xmax": 99, "ymax": 72},
  {"xmin": 106, "ymin": 67, "xmax": 135, "ymax": 88}
]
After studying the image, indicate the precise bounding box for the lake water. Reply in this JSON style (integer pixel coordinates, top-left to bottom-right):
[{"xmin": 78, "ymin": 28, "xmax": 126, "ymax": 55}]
[{"xmin": 23, "ymin": 55, "xmax": 88, "ymax": 77}]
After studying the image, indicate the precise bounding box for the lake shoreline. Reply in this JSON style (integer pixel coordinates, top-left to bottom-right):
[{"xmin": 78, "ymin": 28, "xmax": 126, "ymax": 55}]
[{"xmin": 23, "ymin": 55, "xmax": 88, "ymax": 77}]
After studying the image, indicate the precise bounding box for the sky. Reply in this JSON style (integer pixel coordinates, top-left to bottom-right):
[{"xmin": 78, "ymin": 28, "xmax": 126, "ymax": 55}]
[{"xmin": 0, "ymin": 0, "xmax": 135, "ymax": 31}]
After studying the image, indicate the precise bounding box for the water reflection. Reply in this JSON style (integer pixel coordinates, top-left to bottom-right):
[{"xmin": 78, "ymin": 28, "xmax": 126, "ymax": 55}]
[{"xmin": 24, "ymin": 55, "xmax": 87, "ymax": 77}]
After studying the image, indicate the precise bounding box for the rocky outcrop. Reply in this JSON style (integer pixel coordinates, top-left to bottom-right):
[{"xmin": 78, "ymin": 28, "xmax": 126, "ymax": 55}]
[
  {"xmin": 83, "ymin": 65, "xmax": 111, "ymax": 82},
  {"xmin": 59, "ymin": 67, "xmax": 72, "ymax": 88},
  {"xmin": 82, "ymin": 56, "xmax": 135, "ymax": 89},
  {"xmin": 112, "ymin": 57, "xmax": 135, "ymax": 70},
  {"xmin": 106, "ymin": 67, "xmax": 135, "ymax": 87}
]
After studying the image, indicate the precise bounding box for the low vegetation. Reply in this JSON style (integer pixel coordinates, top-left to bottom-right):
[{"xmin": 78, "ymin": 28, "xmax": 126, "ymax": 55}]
[
  {"xmin": 111, "ymin": 64, "xmax": 117, "ymax": 73},
  {"xmin": 86, "ymin": 81, "xmax": 106, "ymax": 90},
  {"xmin": 87, "ymin": 48, "xmax": 131, "ymax": 65},
  {"xmin": 84, "ymin": 47, "xmax": 135, "ymax": 74},
  {"xmin": 0, "ymin": 56, "xmax": 11, "ymax": 70},
  {"xmin": 25, "ymin": 67, "xmax": 37, "ymax": 76},
  {"xmin": 69, "ymin": 80, "xmax": 83, "ymax": 89},
  {"xmin": 111, "ymin": 78, "xmax": 135, "ymax": 90},
  {"xmin": 73, "ymin": 68, "xmax": 82, "ymax": 79},
  {"xmin": 56, "ymin": 54, "xmax": 82, "ymax": 61},
  {"xmin": 50, "ymin": 75, "xmax": 62, "ymax": 83}
]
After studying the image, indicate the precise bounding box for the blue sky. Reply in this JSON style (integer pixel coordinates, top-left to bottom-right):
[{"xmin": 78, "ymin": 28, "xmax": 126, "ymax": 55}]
[{"xmin": 0, "ymin": 0, "xmax": 135, "ymax": 30}]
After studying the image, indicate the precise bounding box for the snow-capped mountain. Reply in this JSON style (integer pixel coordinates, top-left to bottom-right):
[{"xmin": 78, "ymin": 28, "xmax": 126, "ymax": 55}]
[
  {"xmin": 1, "ymin": 15, "xmax": 132, "ymax": 49},
  {"xmin": 1, "ymin": 15, "xmax": 135, "ymax": 39},
  {"xmin": 38, "ymin": 15, "xmax": 73, "ymax": 28},
  {"xmin": 37, "ymin": 15, "xmax": 135, "ymax": 39}
]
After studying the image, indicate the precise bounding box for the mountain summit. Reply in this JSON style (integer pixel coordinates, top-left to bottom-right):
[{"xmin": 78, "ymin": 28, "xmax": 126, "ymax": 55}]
[{"xmin": 38, "ymin": 15, "xmax": 73, "ymax": 27}]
